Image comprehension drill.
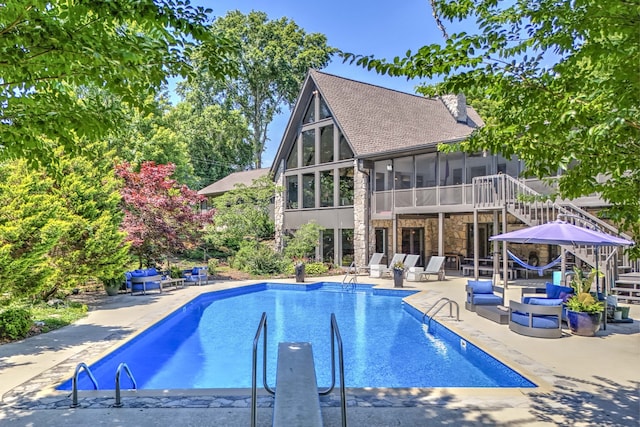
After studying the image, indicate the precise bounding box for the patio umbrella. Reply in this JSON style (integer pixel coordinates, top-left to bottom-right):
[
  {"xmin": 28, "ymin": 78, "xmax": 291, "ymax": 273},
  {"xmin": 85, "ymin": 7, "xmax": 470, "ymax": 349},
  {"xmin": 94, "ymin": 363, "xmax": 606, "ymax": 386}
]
[{"xmin": 490, "ymin": 219, "xmax": 634, "ymax": 329}]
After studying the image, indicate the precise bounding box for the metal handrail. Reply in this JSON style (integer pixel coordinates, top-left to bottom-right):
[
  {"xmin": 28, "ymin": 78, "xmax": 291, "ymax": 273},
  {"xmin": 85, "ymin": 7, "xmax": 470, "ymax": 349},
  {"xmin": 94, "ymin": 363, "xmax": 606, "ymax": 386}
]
[
  {"xmin": 319, "ymin": 313, "xmax": 347, "ymax": 427},
  {"xmin": 70, "ymin": 362, "xmax": 99, "ymax": 408},
  {"xmin": 114, "ymin": 362, "xmax": 137, "ymax": 408},
  {"xmin": 421, "ymin": 298, "xmax": 460, "ymax": 328},
  {"xmin": 342, "ymin": 262, "xmax": 357, "ymax": 290},
  {"xmin": 251, "ymin": 312, "xmax": 274, "ymax": 427}
]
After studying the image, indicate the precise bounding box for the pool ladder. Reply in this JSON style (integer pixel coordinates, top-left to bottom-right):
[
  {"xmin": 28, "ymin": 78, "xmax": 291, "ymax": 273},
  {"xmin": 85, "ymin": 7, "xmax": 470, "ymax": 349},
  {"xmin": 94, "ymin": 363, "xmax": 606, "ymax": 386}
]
[
  {"xmin": 421, "ymin": 298, "xmax": 460, "ymax": 328},
  {"xmin": 341, "ymin": 261, "xmax": 358, "ymax": 291},
  {"xmin": 70, "ymin": 362, "xmax": 137, "ymax": 408},
  {"xmin": 251, "ymin": 312, "xmax": 347, "ymax": 427}
]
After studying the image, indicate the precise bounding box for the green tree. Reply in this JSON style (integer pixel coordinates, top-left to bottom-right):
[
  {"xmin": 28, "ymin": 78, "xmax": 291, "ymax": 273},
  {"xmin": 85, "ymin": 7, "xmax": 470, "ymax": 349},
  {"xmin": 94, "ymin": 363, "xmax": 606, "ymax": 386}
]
[
  {"xmin": 284, "ymin": 222, "xmax": 325, "ymax": 261},
  {"xmin": 180, "ymin": 10, "xmax": 336, "ymax": 168},
  {"xmin": 166, "ymin": 102, "xmax": 253, "ymax": 188},
  {"xmin": 0, "ymin": 0, "xmax": 234, "ymax": 167},
  {"xmin": 205, "ymin": 175, "xmax": 277, "ymax": 254},
  {"xmin": 108, "ymin": 96, "xmax": 197, "ymax": 187},
  {"xmin": 0, "ymin": 144, "xmax": 129, "ymax": 300},
  {"xmin": 344, "ymin": 0, "xmax": 640, "ymax": 254}
]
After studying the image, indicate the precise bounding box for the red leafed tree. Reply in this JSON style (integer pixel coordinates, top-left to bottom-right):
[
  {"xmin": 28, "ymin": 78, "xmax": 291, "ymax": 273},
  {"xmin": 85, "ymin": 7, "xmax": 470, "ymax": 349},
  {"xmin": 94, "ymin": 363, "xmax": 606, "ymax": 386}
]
[{"xmin": 117, "ymin": 161, "xmax": 212, "ymax": 267}]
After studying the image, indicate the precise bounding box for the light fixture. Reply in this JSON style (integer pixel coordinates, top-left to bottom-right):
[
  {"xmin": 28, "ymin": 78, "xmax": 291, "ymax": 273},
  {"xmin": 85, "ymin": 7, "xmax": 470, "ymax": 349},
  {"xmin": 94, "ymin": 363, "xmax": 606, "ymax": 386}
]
[{"xmin": 386, "ymin": 162, "xmax": 393, "ymax": 172}]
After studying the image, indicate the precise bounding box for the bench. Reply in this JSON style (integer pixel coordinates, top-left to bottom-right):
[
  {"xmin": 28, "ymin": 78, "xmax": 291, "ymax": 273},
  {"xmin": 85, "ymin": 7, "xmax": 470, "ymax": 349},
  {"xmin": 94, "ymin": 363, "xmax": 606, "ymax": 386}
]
[
  {"xmin": 130, "ymin": 275, "xmax": 163, "ymax": 295},
  {"xmin": 273, "ymin": 342, "xmax": 322, "ymax": 427}
]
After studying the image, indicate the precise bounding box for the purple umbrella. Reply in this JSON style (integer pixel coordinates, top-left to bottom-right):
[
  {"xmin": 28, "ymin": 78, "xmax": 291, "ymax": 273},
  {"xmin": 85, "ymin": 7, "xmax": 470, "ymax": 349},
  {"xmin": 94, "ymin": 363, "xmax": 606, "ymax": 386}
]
[{"xmin": 489, "ymin": 220, "xmax": 633, "ymax": 247}]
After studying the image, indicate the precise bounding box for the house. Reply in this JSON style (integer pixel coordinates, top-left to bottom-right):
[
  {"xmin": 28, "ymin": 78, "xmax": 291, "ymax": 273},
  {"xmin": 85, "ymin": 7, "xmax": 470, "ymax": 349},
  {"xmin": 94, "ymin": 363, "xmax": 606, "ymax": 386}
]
[
  {"xmin": 268, "ymin": 70, "xmax": 627, "ymax": 280},
  {"xmin": 198, "ymin": 168, "xmax": 270, "ymax": 211}
]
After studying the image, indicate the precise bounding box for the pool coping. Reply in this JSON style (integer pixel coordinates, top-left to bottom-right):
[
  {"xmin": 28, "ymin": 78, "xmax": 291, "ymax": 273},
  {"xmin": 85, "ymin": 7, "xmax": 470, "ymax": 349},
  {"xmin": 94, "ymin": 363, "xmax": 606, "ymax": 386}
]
[{"xmin": 1, "ymin": 280, "xmax": 562, "ymax": 411}]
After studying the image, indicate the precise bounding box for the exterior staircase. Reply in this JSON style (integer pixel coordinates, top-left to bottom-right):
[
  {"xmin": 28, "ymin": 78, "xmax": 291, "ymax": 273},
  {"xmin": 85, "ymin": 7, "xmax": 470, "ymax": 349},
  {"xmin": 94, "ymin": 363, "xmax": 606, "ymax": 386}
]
[{"xmin": 473, "ymin": 174, "xmax": 635, "ymax": 289}]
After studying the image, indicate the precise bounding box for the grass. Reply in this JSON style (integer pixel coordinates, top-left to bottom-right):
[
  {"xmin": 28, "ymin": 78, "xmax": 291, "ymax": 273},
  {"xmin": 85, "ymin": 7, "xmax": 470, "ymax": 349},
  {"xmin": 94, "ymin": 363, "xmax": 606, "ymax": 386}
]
[{"xmin": 29, "ymin": 301, "xmax": 89, "ymax": 333}]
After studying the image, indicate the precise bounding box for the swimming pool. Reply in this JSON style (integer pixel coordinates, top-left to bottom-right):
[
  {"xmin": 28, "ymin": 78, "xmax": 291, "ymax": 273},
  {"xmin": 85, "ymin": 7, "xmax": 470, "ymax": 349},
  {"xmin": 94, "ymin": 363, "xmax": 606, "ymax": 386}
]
[{"xmin": 58, "ymin": 282, "xmax": 535, "ymax": 390}]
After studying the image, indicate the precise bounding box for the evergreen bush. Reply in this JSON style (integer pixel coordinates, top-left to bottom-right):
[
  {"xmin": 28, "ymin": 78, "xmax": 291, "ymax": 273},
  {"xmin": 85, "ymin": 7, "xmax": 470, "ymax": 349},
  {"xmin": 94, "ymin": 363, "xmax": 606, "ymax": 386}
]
[{"xmin": 0, "ymin": 307, "xmax": 32, "ymax": 340}]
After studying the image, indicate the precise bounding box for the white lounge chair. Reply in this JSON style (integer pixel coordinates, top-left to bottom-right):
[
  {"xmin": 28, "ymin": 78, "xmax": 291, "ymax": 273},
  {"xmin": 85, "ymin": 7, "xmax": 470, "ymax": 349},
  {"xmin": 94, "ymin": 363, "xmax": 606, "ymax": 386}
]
[
  {"xmin": 419, "ymin": 256, "xmax": 446, "ymax": 281},
  {"xmin": 370, "ymin": 253, "xmax": 406, "ymax": 278},
  {"xmin": 402, "ymin": 254, "xmax": 420, "ymax": 277},
  {"xmin": 357, "ymin": 252, "xmax": 384, "ymax": 275}
]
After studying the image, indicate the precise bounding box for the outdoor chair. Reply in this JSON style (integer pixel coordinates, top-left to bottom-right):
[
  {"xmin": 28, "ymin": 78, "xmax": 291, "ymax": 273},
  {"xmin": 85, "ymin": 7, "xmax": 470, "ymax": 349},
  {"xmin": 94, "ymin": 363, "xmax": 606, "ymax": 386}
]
[
  {"xmin": 370, "ymin": 253, "xmax": 406, "ymax": 278},
  {"xmin": 465, "ymin": 279, "xmax": 503, "ymax": 311},
  {"xmin": 416, "ymin": 256, "xmax": 446, "ymax": 281},
  {"xmin": 508, "ymin": 299, "xmax": 564, "ymax": 338},
  {"xmin": 357, "ymin": 252, "xmax": 384, "ymax": 275},
  {"xmin": 184, "ymin": 266, "xmax": 208, "ymax": 286}
]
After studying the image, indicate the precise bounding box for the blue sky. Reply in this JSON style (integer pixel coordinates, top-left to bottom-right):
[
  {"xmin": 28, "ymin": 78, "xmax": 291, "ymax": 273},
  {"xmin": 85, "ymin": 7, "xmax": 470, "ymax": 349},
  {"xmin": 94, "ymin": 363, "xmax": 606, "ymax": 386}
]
[{"xmin": 179, "ymin": 0, "xmax": 452, "ymax": 167}]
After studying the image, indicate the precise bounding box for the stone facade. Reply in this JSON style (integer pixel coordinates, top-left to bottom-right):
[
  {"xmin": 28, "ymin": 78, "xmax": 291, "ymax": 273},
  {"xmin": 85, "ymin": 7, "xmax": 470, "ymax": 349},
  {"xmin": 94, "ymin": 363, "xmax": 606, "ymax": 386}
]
[
  {"xmin": 353, "ymin": 163, "xmax": 368, "ymax": 268},
  {"xmin": 273, "ymin": 160, "xmax": 285, "ymax": 252}
]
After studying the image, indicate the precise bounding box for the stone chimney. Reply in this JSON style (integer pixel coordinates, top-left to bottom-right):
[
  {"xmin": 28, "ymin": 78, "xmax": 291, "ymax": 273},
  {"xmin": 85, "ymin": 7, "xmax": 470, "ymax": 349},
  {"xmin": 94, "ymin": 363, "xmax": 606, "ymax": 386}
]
[{"xmin": 441, "ymin": 93, "xmax": 468, "ymax": 123}]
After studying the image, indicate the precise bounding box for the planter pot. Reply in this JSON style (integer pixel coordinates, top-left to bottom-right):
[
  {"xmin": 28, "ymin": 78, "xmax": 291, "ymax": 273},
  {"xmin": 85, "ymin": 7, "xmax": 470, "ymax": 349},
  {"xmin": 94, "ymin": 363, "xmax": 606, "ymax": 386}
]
[
  {"xmin": 295, "ymin": 263, "xmax": 305, "ymax": 283},
  {"xmin": 104, "ymin": 284, "xmax": 120, "ymax": 296},
  {"xmin": 620, "ymin": 306, "xmax": 630, "ymax": 319},
  {"xmin": 567, "ymin": 310, "xmax": 602, "ymax": 336},
  {"xmin": 393, "ymin": 269, "xmax": 404, "ymax": 288},
  {"xmin": 614, "ymin": 310, "xmax": 623, "ymax": 321}
]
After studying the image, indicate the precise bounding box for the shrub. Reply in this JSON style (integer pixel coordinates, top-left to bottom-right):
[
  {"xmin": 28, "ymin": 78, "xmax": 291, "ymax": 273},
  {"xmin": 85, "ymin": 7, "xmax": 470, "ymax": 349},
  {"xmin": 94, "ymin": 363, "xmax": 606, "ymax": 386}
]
[
  {"xmin": 207, "ymin": 258, "xmax": 219, "ymax": 276},
  {"xmin": 232, "ymin": 242, "xmax": 286, "ymax": 275},
  {"xmin": 170, "ymin": 266, "xmax": 183, "ymax": 279},
  {"xmin": 285, "ymin": 261, "xmax": 329, "ymax": 276},
  {"xmin": 0, "ymin": 307, "xmax": 32, "ymax": 340}
]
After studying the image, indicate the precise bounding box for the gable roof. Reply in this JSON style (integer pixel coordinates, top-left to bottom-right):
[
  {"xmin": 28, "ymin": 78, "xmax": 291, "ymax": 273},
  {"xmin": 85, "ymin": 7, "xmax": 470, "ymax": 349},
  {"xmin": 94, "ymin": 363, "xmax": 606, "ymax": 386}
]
[
  {"xmin": 311, "ymin": 70, "xmax": 482, "ymax": 156},
  {"xmin": 271, "ymin": 70, "xmax": 483, "ymax": 174},
  {"xmin": 198, "ymin": 168, "xmax": 269, "ymax": 197}
]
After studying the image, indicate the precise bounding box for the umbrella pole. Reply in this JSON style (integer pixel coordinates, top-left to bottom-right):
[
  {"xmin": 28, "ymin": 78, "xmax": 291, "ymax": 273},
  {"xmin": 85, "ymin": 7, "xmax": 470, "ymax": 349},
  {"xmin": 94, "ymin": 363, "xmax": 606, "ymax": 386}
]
[{"xmin": 597, "ymin": 248, "xmax": 607, "ymax": 330}]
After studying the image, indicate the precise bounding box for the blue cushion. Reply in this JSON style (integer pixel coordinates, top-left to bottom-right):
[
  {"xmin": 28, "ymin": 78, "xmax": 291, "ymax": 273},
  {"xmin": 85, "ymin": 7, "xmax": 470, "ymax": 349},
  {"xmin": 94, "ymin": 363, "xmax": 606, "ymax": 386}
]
[
  {"xmin": 467, "ymin": 280, "xmax": 494, "ymax": 294},
  {"xmin": 546, "ymin": 282, "xmax": 573, "ymax": 299},
  {"xmin": 528, "ymin": 298, "xmax": 564, "ymax": 306},
  {"xmin": 470, "ymin": 294, "xmax": 503, "ymax": 305},
  {"xmin": 130, "ymin": 270, "xmax": 145, "ymax": 278},
  {"xmin": 146, "ymin": 268, "xmax": 158, "ymax": 276},
  {"xmin": 192, "ymin": 267, "xmax": 202, "ymax": 275},
  {"xmin": 511, "ymin": 312, "xmax": 560, "ymax": 329}
]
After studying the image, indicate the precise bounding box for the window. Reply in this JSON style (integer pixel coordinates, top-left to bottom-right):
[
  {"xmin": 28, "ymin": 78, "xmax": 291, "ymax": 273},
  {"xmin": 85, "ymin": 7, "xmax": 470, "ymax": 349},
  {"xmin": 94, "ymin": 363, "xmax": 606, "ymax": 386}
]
[
  {"xmin": 319, "ymin": 97, "xmax": 331, "ymax": 120},
  {"xmin": 303, "ymin": 97, "xmax": 315, "ymax": 124},
  {"xmin": 287, "ymin": 139, "xmax": 298, "ymax": 169},
  {"xmin": 415, "ymin": 153, "xmax": 437, "ymax": 188},
  {"xmin": 440, "ymin": 152, "xmax": 464, "ymax": 185},
  {"xmin": 339, "ymin": 133, "xmax": 353, "ymax": 160},
  {"xmin": 302, "ymin": 130, "xmax": 315, "ymax": 166},
  {"xmin": 394, "ymin": 157, "xmax": 414, "ymax": 189},
  {"xmin": 497, "ymin": 154, "xmax": 520, "ymax": 177},
  {"xmin": 375, "ymin": 228, "xmax": 387, "ymax": 257},
  {"xmin": 465, "ymin": 152, "xmax": 488, "ymax": 184},
  {"xmin": 320, "ymin": 125, "xmax": 334, "ymax": 164},
  {"xmin": 302, "ymin": 173, "xmax": 315, "ymax": 208},
  {"xmin": 374, "ymin": 161, "xmax": 393, "ymax": 191},
  {"xmin": 320, "ymin": 170, "xmax": 334, "ymax": 207},
  {"xmin": 286, "ymin": 175, "xmax": 298, "ymax": 209},
  {"xmin": 341, "ymin": 229, "xmax": 354, "ymax": 266},
  {"xmin": 322, "ymin": 228, "xmax": 334, "ymax": 263},
  {"xmin": 339, "ymin": 167, "xmax": 354, "ymax": 206}
]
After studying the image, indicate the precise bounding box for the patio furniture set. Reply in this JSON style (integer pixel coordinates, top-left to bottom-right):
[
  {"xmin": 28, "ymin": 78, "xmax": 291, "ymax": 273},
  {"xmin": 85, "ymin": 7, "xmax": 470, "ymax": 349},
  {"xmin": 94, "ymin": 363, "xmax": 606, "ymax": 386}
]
[{"xmin": 125, "ymin": 266, "xmax": 208, "ymax": 295}]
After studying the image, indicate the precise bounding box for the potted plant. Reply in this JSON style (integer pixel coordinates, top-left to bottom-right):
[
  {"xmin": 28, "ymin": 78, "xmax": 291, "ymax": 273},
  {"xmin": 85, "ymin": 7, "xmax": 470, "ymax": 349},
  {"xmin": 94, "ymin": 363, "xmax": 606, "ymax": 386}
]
[
  {"xmin": 566, "ymin": 266, "xmax": 604, "ymax": 336},
  {"xmin": 392, "ymin": 261, "xmax": 405, "ymax": 288},
  {"xmin": 101, "ymin": 276, "xmax": 122, "ymax": 296}
]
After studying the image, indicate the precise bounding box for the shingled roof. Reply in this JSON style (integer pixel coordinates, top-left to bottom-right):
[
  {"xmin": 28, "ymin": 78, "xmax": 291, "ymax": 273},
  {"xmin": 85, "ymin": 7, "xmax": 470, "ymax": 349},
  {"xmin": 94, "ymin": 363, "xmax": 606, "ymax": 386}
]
[
  {"xmin": 198, "ymin": 168, "xmax": 269, "ymax": 197},
  {"xmin": 309, "ymin": 69, "xmax": 483, "ymax": 157}
]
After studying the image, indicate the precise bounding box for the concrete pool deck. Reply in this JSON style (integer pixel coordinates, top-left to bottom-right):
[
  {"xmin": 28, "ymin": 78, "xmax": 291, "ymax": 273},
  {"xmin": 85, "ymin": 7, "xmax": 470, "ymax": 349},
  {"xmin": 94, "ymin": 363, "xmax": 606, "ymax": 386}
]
[{"xmin": 1, "ymin": 274, "xmax": 638, "ymax": 426}]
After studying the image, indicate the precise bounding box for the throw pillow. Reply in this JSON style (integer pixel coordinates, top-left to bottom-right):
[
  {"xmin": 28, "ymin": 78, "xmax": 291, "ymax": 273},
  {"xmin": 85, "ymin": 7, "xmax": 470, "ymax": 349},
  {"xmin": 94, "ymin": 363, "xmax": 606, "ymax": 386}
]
[{"xmin": 468, "ymin": 280, "xmax": 494, "ymax": 294}]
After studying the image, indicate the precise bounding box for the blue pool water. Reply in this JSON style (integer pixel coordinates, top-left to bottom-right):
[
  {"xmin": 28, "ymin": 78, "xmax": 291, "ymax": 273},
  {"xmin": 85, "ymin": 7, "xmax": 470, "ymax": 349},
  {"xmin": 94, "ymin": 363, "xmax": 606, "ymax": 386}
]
[{"xmin": 58, "ymin": 283, "xmax": 535, "ymax": 390}]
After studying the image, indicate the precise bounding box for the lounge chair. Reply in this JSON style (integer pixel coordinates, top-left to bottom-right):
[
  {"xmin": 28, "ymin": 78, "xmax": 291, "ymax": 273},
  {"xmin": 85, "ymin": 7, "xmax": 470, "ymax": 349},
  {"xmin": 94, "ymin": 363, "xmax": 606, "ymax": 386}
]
[
  {"xmin": 402, "ymin": 254, "xmax": 420, "ymax": 278},
  {"xmin": 417, "ymin": 256, "xmax": 446, "ymax": 281},
  {"xmin": 357, "ymin": 252, "xmax": 384, "ymax": 275},
  {"xmin": 370, "ymin": 253, "xmax": 406, "ymax": 278}
]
